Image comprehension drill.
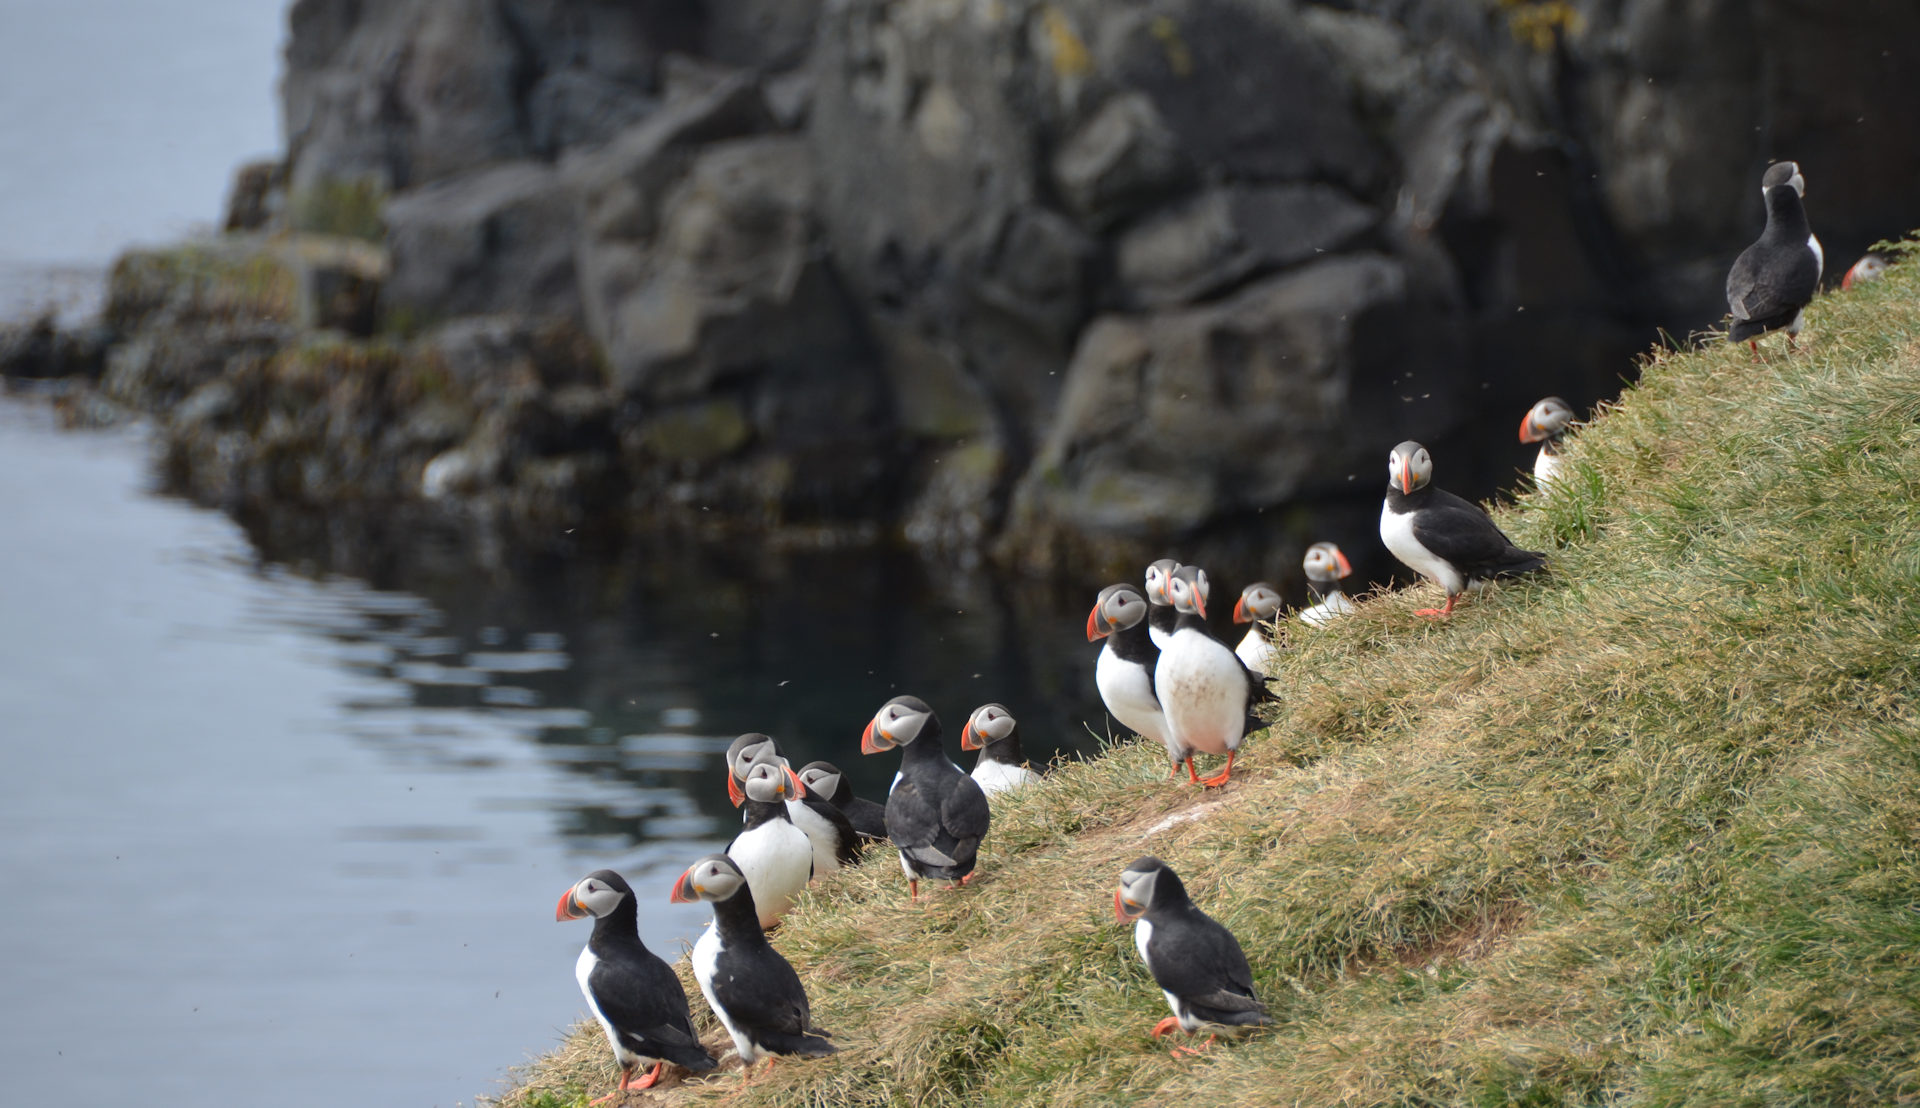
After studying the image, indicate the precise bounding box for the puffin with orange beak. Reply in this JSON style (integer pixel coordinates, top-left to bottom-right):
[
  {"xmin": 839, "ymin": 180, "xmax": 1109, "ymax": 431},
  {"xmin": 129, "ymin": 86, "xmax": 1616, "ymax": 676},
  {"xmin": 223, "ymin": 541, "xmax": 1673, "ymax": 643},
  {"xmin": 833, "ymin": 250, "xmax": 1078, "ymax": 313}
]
[
  {"xmin": 1143, "ymin": 558, "xmax": 1182, "ymax": 649},
  {"xmin": 1842, "ymin": 251, "xmax": 1891, "ymax": 289},
  {"xmin": 1115, "ymin": 856, "xmax": 1269, "ymax": 1057},
  {"xmin": 795, "ymin": 760, "xmax": 887, "ymax": 841},
  {"xmin": 726, "ymin": 734, "xmax": 859, "ymax": 876},
  {"xmin": 1229, "ymin": 582, "xmax": 1284, "ymax": 672},
  {"xmin": 725, "ymin": 760, "xmax": 816, "ymax": 928},
  {"xmin": 1727, "ymin": 160, "xmax": 1822, "ymax": 356},
  {"xmin": 960, "ymin": 702, "xmax": 1041, "ymax": 798},
  {"xmin": 671, "ymin": 854, "xmax": 836, "ymax": 1074},
  {"xmin": 1380, "ymin": 441, "xmax": 1546, "ymax": 618},
  {"xmin": 1088, "ymin": 583, "xmax": 1186, "ymax": 778},
  {"xmin": 1154, "ymin": 565, "xmax": 1271, "ymax": 788},
  {"xmin": 556, "ymin": 869, "xmax": 718, "ymax": 1099},
  {"xmin": 1296, "ymin": 542, "xmax": 1357, "ymax": 628},
  {"xmin": 861, "ymin": 695, "xmax": 990, "ymax": 900},
  {"xmin": 1518, "ymin": 397, "xmax": 1576, "ymax": 487}
]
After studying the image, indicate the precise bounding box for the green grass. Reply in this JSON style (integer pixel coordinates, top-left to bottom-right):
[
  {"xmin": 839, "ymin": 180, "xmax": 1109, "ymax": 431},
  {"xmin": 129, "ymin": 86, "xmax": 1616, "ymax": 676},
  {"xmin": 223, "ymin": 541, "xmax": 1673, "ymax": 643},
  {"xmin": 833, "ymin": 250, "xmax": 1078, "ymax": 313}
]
[{"xmin": 491, "ymin": 257, "xmax": 1920, "ymax": 1107}]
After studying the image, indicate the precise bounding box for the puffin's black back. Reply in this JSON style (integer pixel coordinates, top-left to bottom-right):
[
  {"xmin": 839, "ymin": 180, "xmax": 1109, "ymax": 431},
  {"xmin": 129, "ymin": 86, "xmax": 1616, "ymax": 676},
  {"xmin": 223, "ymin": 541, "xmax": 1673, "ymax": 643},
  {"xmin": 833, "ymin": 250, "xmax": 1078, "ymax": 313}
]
[
  {"xmin": 799, "ymin": 761, "xmax": 889, "ymax": 840},
  {"xmin": 886, "ymin": 713, "xmax": 990, "ymax": 881},
  {"xmin": 1387, "ymin": 484, "xmax": 1546, "ymax": 580},
  {"xmin": 705, "ymin": 880, "xmax": 837, "ymax": 1057},
  {"xmin": 1728, "ymin": 184, "xmax": 1820, "ymax": 340},
  {"xmin": 1135, "ymin": 860, "xmax": 1270, "ymax": 1030},
  {"xmin": 583, "ymin": 872, "xmax": 719, "ymax": 1072}
]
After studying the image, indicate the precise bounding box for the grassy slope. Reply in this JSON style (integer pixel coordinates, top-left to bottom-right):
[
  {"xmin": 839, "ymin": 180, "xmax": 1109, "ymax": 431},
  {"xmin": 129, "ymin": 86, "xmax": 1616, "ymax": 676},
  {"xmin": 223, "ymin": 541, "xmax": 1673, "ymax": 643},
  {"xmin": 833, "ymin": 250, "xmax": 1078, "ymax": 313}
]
[{"xmin": 494, "ymin": 262, "xmax": 1920, "ymax": 1108}]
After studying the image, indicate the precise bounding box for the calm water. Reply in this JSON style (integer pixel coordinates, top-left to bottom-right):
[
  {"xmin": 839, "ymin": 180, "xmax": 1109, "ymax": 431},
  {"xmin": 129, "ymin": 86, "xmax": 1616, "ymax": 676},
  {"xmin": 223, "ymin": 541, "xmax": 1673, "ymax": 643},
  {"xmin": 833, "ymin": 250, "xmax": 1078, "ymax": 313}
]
[{"xmin": 0, "ymin": 394, "xmax": 1110, "ymax": 1107}]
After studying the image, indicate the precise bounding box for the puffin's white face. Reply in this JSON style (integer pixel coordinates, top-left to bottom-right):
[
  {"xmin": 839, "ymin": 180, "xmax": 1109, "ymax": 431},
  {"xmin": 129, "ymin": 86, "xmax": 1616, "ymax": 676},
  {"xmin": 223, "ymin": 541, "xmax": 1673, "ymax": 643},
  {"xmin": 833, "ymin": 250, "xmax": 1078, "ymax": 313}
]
[
  {"xmin": 1166, "ymin": 566, "xmax": 1209, "ymax": 618},
  {"xmin": 557, "ymin": 872, "xmax": 627, "ymax": 921},
  {"xmin": 1520, "ymin": 397, "xmax": 1575, "ymax": 443},
  {"xmin": 962, "ymin": 703, "xmax": 1016, "ymax": 751},
  {"xmin": 1144, "ymin": 559, "xmax": 1180, "ymax": 606},
  {"xmin": 1388, "ymin": 442, "xmax": 1432, "ymax": 494},
  {"xmin": 1302, "ymin": 542, "xmax": 1353, "ymax": 582},
  {"xmin": 1232, "ymin": 582, "xmax": 1283, "ymax": 624},
  {"xmin": 727, "ymin": 733, "xmax": 781, "ymax": 781},
  {"xmin": 797, "ymin": 763, "xmax": 842, "ymax": 801},
  {"xmin": 1088, "ymin": 583, "xmax": 1149, "ymax": 639},
  {"xmin": 1113, "ymin": 865, "xmax": 1162, "ymax": 921},
  {"xmin": 741, "ymin": 759, "xmax": 803, "ymax": 804},
  {"xmin": 670, "ymin": 854, "xmax": 747, "ymax": 905},
  {"xmin": 862, "ymin": 695, "xmax": 933, "ymax": 754}
]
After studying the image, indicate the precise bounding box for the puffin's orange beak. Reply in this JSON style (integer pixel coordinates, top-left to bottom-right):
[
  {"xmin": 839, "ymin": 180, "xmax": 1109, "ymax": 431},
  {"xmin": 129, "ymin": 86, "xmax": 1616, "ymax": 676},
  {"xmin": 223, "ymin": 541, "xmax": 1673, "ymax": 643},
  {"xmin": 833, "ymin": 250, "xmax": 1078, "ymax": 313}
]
[
  {"xmin": 860, "ymin": 718, "xmax": 882, "ymax": 755},
  {"xmin": 1519, "ymin": 412, "xmax": 1538, "ymax": 443},
  {"xmin": 556, "ymin": 890, "xmax": 585, "ymax": 922},
  {"xmin": 1114, "ymin": 888, "xmax": 1141, "ymax": 923},
  {"xmin": 1192, "ymin": 593, "xmax": 1207, "ymax": 620},
  {"xmin": 1086, "ymin": 602, "xmax": 1107, "ymax": 641},
  {"xmin": 1334, "ymin": 549, "xmax": 1353, "ymax": 577},
  {"xmin": 668, "ymin": 868, "xmax": 697, "ymax": 904},
  {"xmin": 726, "ymin": 772, "xmax": 745, "ymax": 808},
  {"xmin": 1399, "ymin": 469, "xmax": 1413, "ymax": 495},
  {"xmin": 1231, "ymin": 596, "xmax": 1251, "ymax": 624},
  {"xmin": 786, "ymin": 766, "xmax": 807, "ymax": 799},
  {"xmin": 960, "ymin": 720, "xmax": 980, "ymax": 751}
]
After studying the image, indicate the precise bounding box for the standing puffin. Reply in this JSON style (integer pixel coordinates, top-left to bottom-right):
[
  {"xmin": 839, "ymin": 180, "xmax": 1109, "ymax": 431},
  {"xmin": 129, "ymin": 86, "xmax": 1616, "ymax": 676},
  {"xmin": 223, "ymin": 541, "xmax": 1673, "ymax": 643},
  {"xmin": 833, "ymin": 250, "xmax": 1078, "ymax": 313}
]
[
  {"xmin": 1154, "ymin": 565, "xmax": 1270, "ymax": 788},
  {"xmin": 1380, "ymin": 441, "xmax": 1546, "ymax": 618},
  {"xmin": 726, "ymin": 761, "xmax": 815, "ymax": 928},
  {"xmin": 1229, "ymin": 582, "xmax": 1283, "ymax": 673},
  {"xmin": 671, "ymin": 854, "xmax": 837, "ymax": 1073},
  {"xmin": 860, "ymin": 695, "xmax": 991, "ymax": 900},
  {"xmin": 1518, "ymin": 396, "xmax": 1576, "ymax": 487},
  {"xmin": 1114, "ymin": 856, "xmax": 1270, "ymax": 1055},
  {"xmin": 1727, "ymin": 160, "xmax": 1823, "ymax": 355},
  {"xmin": 726, "ymin": 734, "xmax": 858, "ymax": 877},
  {"xmin": 1296, "ymin": 542, "xmax": 1356, "ymax": 629},
  {"xmin": 556, "ymin": 870, "xmax": 719, "ymax": 1097},
  {"xmin": 1143, "ymin": 558, "xmax": 1182, "ymax": 650},
  {"xmin": 1087, "ymin": 583, "xmax": 1187, "ymax": 777},
  {"xmin": 795, "ymin": 760, "xmax": 887, "ymax": 842},
  {"xmin": 960, "ymin": 702, "xmax": 1041, "ymax": 797}
]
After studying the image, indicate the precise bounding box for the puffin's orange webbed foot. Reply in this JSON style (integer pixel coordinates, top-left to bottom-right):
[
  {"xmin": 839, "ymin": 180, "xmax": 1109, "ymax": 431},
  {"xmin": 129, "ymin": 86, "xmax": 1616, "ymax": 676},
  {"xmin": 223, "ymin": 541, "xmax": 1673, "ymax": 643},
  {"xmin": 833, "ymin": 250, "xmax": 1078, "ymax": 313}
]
[{"xmin": 1150, "ymin": 1016, "xmax": 1182, "ymax": 1039}]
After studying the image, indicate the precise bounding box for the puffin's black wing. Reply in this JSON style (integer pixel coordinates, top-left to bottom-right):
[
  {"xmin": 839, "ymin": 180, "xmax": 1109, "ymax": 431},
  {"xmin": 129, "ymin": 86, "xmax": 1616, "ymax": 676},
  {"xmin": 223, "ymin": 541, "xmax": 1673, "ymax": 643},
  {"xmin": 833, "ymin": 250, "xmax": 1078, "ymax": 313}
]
[
  {"xmin": 1727, "ymin": 241, "xmax": 1819, "ymax": 331},
  {"xmin": 1412, "ymin": 489, "xmax": 1546, "ymax": 579},
  {"xmin": 806, "ymin": 797, "xmax": 862, "ymax": 865},
  {"xmin": 587, "ymin": 953, "xmax": 720, "ymax": 1071},
  {"xmin": 707, "ymin": 950, "xmax": 837, "ymax": 1057},
  {"xmin": 886, "ymin": 775, "xmax": 987, "ymax": 877},
  {"xmin": 1145, "ymin": 912, "xmax": 1270, "ymax": 1025},
  {"xmin": 846, "ymin": 796, "xmax": 888, "ymax": 840}
]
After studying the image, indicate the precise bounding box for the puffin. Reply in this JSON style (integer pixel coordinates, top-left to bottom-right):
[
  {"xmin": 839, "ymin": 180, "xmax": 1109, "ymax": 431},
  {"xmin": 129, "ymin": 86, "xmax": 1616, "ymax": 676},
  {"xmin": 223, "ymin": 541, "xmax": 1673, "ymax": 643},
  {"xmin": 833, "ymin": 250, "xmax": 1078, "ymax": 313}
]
[
  {"xmin": 1114, "ymin": 856, "xmax": 1270, "ymax": 1056},
  {"xmin": 860, "ymin": 695, "xmax": 991, "ymax": 900},
  {"xmin": 795, "ymin": 760, "xmax": 887, "ymax": 842},
  {"xmin": 1727, "ymin": 160, "xmax": 1823, "ymax": 355},
  {"xmin": 1229, "ymin": 582, "xmax": 1283, "ymax": 673},
  {"xmin": 726, "ymin": 760, "xmax": 815, "ymax": 928},
  {"xmin": 1518, "ymin": 396, "xmax": 1576, "ymax": 487},
  {"xmin": 726, "ymin": 734, "xmax": 859, "ymax": 877},
  {"xmin": 1842, "ymin": 251, "xmax": 1892, "ymax": 289},
  {"xmin": 1380, "ymin": 441, "xmax": 1546, "ymax": 617},
  {"xmin": 959, "ymin": 702, "xmax": 1041, "ymax": 797},
  {"xmin": 1088, "ymin": 583, "xmax": 1187, "ymax": 777},
  {"xmin": 670, "ymin": 853, "xmax": 837, "ymax": 1072},
  {"xmin": 1296, "ymin": 542, "xmax": 1356, "ymax": 628},
  {"xmin": 1143, "ymin": 558, "xmax": 1182, "ymax": 650},
  {"xmin": 556, "ymin": 869, "xmax": 719, "ymax": 1098},
  {"xmin": 1154, "ymin": 565, "xmax": 1270, "ymax": 788}
]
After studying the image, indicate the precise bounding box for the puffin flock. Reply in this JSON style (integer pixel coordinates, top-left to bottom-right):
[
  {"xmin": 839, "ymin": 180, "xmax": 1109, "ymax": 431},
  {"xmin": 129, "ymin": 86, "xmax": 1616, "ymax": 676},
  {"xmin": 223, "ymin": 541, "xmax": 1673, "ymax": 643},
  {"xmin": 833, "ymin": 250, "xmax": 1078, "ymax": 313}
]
[{"xmin": 552, "ymin": 159, "xmax": 1894, "ymax": 1098}]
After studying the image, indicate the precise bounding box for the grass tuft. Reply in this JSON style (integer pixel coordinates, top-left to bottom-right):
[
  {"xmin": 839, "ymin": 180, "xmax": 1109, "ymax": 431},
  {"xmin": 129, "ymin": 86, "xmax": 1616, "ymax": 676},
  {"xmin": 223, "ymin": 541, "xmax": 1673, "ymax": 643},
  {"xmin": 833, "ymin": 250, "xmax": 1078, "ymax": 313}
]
[{"xmin": 490, "ymin": 254, "xmax": 1920, "ymax": 1107}]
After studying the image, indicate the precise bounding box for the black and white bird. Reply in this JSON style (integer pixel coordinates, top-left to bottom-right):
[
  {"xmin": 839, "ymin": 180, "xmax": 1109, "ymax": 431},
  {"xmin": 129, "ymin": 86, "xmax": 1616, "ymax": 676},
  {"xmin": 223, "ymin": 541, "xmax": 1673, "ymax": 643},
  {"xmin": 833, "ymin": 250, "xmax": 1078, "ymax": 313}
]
[
  {"xmin": 795, "ymin": 760, "xmax": 887, "ymax": 842},
  {"xmin": 1143, "ymin": 558, "xmax": 1182, "ymax": 650},
  {"xmin": 1518, "ymin": 397, "xmax": 1576, "ymax": 487},
  {"xmin": 726, "ymin": 734, "xmax": 858, "ymax": 877},
  {"xmin": 1114, "ymin": 856, "xmax": 1270, "ymax": 1056},
  {"xmin": 1229, "ymin": 582, "xmax": 1283, "ymax": 673},
  {"xmin": 959, "ymin": 702, "xmax": 1041, "ymax": 797},
  {"xmin": 1296, "ymin": 542, "xmax": 1356, "ymax": 629},
  {"xmin": 1727, "ymin": 160, "xmax": 1823, "ymax": 355},
  {"xmin": 726, "ymin": 760, "xmax": 815, "ymax": 928},
  {"xmin": 670, "ymin": 854, "xmax": 836, "ymax": 1073},
  {"xmin": 860, "ymin": 695, "xmax": 991, "ymax": 900},
  {"xmin": 1154, "ymin": 566, "xmax": 1269, "ymax": 788},
  {"xmin": 1842, "ymin": 251, "xmax": 1892, "ymax": 289},
  {"xmin": 556, "ymin": 869, "xmax": 719, "ymax": 1097},
  {"xmin": 1087, "ymin": 583, "xmax": 1186, "ymax": 777},
  {"xmin": 1381, "ymin": 441, "xmax": 1546, "ymax": 618}
]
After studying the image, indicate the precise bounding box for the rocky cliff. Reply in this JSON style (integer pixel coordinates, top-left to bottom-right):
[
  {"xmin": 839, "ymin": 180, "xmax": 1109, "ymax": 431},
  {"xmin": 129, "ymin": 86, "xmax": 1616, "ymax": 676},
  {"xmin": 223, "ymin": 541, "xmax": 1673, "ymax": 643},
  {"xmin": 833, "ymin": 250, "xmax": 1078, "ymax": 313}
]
[{"xmin": 15, "ymin": 0, "xmax": 1919, "ymax": 590}]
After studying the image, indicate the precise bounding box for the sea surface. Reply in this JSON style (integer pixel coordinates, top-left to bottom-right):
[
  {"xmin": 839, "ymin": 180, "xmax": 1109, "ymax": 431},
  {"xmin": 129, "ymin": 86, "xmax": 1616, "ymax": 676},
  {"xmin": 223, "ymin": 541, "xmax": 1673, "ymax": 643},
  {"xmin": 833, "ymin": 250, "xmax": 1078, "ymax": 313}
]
[{"xmin": 0, "ymin": 394, "xmax": 1112, "ymax": 1106}]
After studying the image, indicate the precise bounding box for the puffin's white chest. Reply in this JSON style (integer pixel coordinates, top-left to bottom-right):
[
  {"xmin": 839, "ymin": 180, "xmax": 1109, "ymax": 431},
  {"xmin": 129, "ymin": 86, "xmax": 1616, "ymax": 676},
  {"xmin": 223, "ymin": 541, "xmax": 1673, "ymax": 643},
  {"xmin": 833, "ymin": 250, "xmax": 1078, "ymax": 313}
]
[
  {"xmin": 728, "ymin": 818, "xmax": 813, "ymax": 927},
  {"xmin": 972, "ymin": 758, "xmax": 1039, "ymax": 797},
  {"xmin": 1808, "ymin": 234, "xmax": 1825, "ymax": 281},
  {"xmin": 1096, "ymin": 642, "xmax": 1170, "ymax": 745},
  {"xmin": 1155, "ymin": 629, "xmax": 1248, "ymax": 755},
  {"xmin": 1298, "ymin": 590, "xmax": 1354, "ymax": 628},
  {"xmin": 1234, "ymin": 627, "xmax": 1277, "ymax": 673},
  {"xmin": 576, "ymin": 946, "xmax": 640, "ymax": 1065},
  {"xmin": 1533, "ymin": 448, "xmax": 1564, "ymax": 487},
  {"xmin": 785, "ymin": 799, "xmax": 841, "ymax": 874},
  {"xmin": 1380, "ymin": 501, "xmax": 1464, "ymax": 594},
  {"xmin": 690, "ymin": 924, "xmax": 756, "ymax": 1061}
]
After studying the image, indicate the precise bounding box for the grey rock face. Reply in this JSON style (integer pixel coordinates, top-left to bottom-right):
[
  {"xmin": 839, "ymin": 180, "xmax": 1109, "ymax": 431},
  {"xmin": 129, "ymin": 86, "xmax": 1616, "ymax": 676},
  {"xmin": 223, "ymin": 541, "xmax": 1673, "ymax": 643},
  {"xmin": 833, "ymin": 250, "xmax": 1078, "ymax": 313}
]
[{"xmin": 385, "ymin": 161, "xmax": 581, "ymax": 324}]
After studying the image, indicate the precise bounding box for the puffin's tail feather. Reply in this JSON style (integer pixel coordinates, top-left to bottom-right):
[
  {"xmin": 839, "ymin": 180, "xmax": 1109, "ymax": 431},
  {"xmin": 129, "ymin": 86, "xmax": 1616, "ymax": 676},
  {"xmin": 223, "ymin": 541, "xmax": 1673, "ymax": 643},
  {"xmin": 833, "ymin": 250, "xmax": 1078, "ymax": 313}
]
[
  {"xmin": 758, "ymin": 1030, "xmax": 838, "ymax": 1057},
  {"xmin": 658, "ymin": 1042, "xmax": 721, "ymax": 1072},
  {"xmin": 1487, "ymin": 548, "xmax": 1548, "ymax": 578}
]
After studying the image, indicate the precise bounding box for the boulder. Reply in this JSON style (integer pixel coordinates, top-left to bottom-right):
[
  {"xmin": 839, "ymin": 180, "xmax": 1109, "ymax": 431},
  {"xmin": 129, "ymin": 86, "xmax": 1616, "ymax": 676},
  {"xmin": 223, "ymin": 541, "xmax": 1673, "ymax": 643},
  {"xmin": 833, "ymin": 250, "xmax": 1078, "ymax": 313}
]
[
  {"xmin": 1116, "ymin": 184, "xmax": 1381, "ymax": 307},
  {"xmin": 1050, "ymin": 92, "xmax": 1192, "ymax": 230},
  {"xmin": 385, "ymin": 162, "xmax": 581, "ymax": 325}
]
